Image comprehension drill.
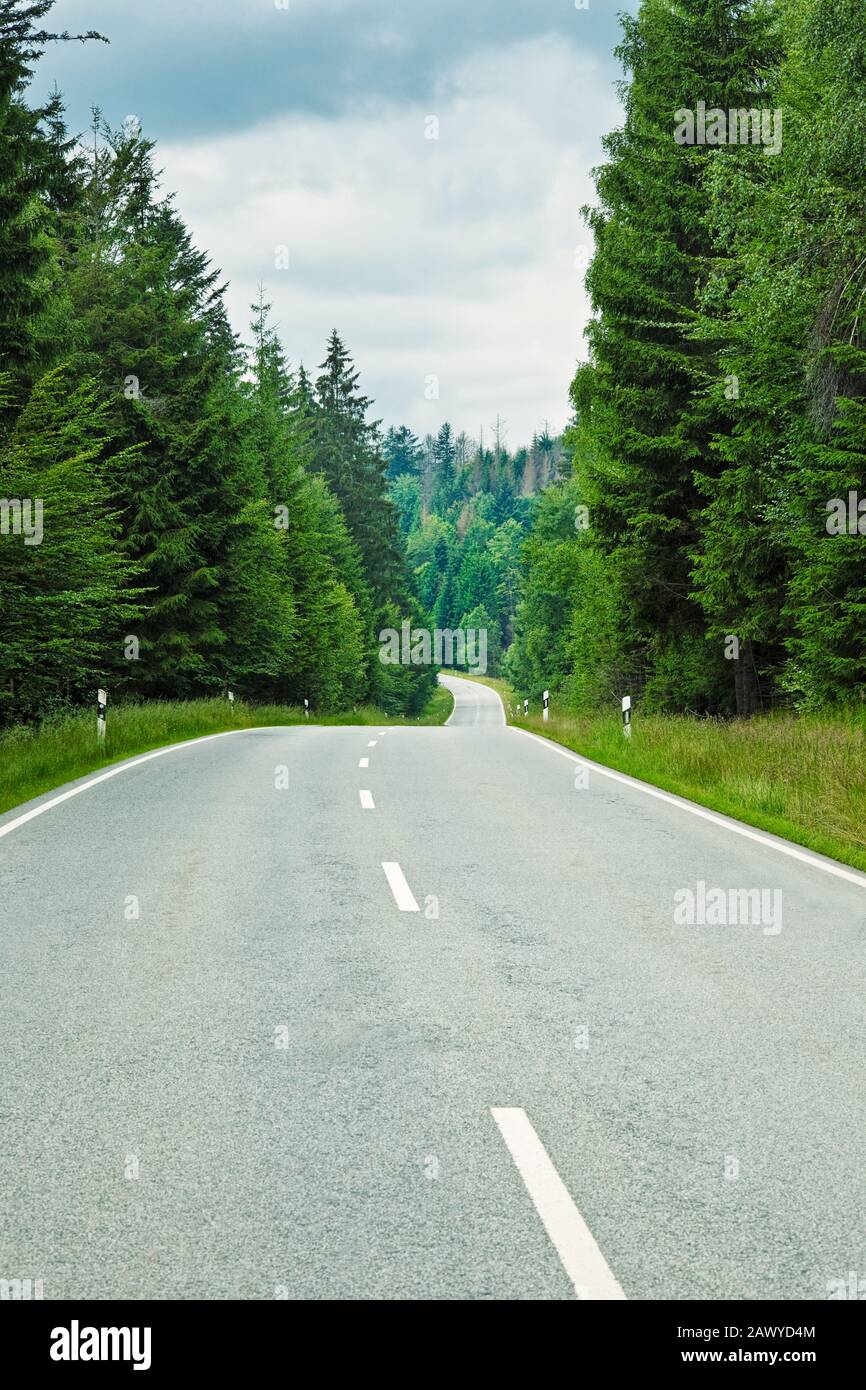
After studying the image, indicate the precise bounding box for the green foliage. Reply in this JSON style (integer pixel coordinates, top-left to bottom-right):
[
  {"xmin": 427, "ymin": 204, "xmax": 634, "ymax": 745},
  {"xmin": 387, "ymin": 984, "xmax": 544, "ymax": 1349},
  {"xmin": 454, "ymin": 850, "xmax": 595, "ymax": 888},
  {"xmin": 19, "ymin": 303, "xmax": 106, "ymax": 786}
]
[
  {"xmin": 9, "ymin": 0, "xmax": 866, "ymax": 737},
  {"xmin": 504, "ymin": 475, "xmax": 630, "ymax": 704},
  {"xmin": 373, "ymin": 598, "xmax": 439, "ymax": 715},
  {"xmin": 509, "ymin": 0, "xmax": 866, "ymax": 722},
  {"xmin": 0, "ymin": 4, "xmax": 102, "ymax": 426},
  {"xmin": 0, "ymin": 367, "xmax": 143, "ymax": 722},
  {"xmin": 382, "ymin": 424, "xmax": 423, "ymax": 479},
  {"xmin": 393, "ymin": 424, "xmax": 555, "ymax": 674},
  {"xmin": 0, "ymin": 7, "xmax": 426, "ymax": 727},
  {"xmin": 570, "ymin": 0, "xmax": 781, "ymax": 714},
  {"xmin": 311, "ymin": 330, "xmax": 405, "ymax": 610}
]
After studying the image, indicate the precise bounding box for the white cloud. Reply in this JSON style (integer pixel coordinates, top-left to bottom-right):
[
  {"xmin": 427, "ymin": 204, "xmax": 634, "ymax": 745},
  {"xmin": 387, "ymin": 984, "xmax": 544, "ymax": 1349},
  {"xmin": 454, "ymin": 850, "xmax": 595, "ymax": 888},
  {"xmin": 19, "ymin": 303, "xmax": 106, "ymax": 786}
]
[{"xmin": 158, "ymin": 34, "xmax": 621, "ymax": 443}]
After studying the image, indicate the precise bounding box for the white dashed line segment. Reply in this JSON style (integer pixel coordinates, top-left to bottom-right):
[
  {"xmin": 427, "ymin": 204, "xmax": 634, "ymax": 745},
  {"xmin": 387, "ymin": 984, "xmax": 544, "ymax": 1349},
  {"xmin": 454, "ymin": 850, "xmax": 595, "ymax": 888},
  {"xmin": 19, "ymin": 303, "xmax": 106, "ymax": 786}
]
[
  {"xmin": 491, "ymin": 1107, "xmax": 626, "ymax": 1301},
  {"xmin": 381, "ymin": 862, "xmax": 420, "ymax": 912}
]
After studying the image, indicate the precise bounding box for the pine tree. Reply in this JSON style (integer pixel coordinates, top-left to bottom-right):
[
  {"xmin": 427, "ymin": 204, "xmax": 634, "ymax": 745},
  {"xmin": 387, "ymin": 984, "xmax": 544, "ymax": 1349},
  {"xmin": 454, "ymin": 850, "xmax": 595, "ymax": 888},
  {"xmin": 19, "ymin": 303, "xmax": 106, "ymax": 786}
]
[
  {"xmin": 312, "ymin": 331, "xmax": 404, "ymax": 607},
  {"xmin": 0, "ymin": 367, "xmax": 143, "ymax": 723},
  {"xmin": 775, "ymin": 0, "xmax": 866, "ymax": 704},
  {"xmin": 63, "ymin": 118, "xmax": 288, "ymax": 697},
  {"xmin": 572, "ymin": 0, "xmax": 780, "ymax": 712},
  {"xmin": 432, "ymin": 422, "xmax": 456, "ymax": 512},
  {"xmin": 688, "ymin": 0, "xmax": 866, "ymax": 710},
  {"xmin": 382, "ymin": 424, "xmax": 423, "ymax": 479},
  {"xmin": 433, "ymin": 562, "xmax": 459, "ymax": 633},
  {"xmin": 243, "ymin": 296, "xmax": 376, "ymax": 707},
  {"xmin": 0, "ymin": 2, "xmax": 102, "ymax": 428}
]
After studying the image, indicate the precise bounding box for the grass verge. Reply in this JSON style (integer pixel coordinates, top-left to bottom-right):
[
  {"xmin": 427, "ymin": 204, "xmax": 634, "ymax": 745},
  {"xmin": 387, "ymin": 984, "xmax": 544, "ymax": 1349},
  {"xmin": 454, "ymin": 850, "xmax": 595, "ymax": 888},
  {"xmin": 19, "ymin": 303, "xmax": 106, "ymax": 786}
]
[
  {"xmin": 447, "ymin": 672, "xmax": 866, "ymax": 874},
  {"xmin": 0, "ymin": 686, "xmax": 453, "ymax": 819}
]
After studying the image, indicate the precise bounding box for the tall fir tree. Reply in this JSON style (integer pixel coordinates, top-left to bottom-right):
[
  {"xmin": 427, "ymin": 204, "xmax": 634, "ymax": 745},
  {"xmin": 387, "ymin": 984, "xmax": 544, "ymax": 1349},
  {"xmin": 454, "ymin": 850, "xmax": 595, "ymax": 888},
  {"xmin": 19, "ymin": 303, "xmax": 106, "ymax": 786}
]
[
  {"xmin": 382, "ymin": 424, "xmax": 423, "ymax": 479},
  {"xmin": 312, "ymin": 330, "xmax": 405, "ymax": 608},
  {"xmin": 0, "ymin": 367, "xmax": 143, "ymax": 722},
  {"xmin": 64, "ymin": 119, "xmax": 294, "ymax": 697},
  {"xmin": 572, "ymin": 0, "xmax": 780, "ymax": 712},
  {"xmin": 0, "ymin": 2, "xmax": 101, "ymax": 429}
]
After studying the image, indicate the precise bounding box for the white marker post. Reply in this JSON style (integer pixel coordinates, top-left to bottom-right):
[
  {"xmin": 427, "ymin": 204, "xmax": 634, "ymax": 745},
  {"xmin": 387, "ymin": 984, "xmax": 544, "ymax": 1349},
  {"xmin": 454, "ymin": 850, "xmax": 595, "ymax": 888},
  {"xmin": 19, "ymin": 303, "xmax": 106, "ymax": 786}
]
[
  {"xmin": 96, "ymin": 689, "xmax": 107, "ymax": 742},
  {"xmin": 621, "ymin": 694, "xmax": 632, "ymax": 739},
  {"xmin": 543, "ymin": 689, "xmax": 550, "ymax": 723},
  {"xmin": 523, "ymin": 698, "xmax": 529, "ymax": 718},
  {"xmin": 304, "ymin": 698, "xmax": 309, "ymax": 720},
  {"xmin": 228, "ymin": 690, "xmax": 234, "ymax": 706}
]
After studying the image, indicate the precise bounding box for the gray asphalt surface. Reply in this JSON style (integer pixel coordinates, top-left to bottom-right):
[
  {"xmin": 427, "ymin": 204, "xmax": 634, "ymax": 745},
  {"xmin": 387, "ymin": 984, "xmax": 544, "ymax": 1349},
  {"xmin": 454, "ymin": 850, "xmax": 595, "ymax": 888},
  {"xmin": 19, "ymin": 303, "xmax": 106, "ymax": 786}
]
[
  {"xmin": 1, "ymin": 673, "xmax": 864, "ymax": 1300},
  {"xmin": 444, "ymin": 672, "xmax": 506, "ymax": 726}
]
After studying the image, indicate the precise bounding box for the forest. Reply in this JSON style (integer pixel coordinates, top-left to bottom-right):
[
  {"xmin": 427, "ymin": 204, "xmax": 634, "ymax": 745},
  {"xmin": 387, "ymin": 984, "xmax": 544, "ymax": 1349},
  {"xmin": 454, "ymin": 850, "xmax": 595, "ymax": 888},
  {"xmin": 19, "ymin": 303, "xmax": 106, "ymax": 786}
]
[
  {"xmin": 0, "ymin": 1, "xmax": 435, "ymax": 728},
  {"xmin": 3, "ymin": 0, "xmax": 866, "ymax": 737},
  {"xmin": 385, "ymin": 423, "xmax": 562, "ymax": 676},
  {"xmin": 506, "ymin": 0, "xmax": 866, "ymax": 718}
]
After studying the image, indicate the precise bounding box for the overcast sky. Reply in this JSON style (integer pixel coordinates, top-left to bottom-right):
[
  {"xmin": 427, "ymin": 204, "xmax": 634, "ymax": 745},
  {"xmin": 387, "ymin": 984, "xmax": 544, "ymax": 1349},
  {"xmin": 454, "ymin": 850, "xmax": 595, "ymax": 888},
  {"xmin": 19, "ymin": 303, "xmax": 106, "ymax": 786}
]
[{"xmin": 34, "ymin": 0, "xmax": 636, "ymax": 445}]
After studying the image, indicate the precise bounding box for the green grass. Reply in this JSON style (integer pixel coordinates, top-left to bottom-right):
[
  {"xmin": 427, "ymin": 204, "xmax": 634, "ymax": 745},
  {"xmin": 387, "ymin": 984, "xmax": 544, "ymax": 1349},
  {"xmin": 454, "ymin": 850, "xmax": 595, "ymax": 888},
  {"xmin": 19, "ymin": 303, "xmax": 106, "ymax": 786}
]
[
  {"xmin": 416, "ymin": 684, "xmax": 454, "ymax": 726},
  {"xmin": 449, "ymin": 672, "xmax": 866, "ymax": 873},
  {"xmin": 0, "ymin": 686, "xmax": 454, "ymax": 818}
]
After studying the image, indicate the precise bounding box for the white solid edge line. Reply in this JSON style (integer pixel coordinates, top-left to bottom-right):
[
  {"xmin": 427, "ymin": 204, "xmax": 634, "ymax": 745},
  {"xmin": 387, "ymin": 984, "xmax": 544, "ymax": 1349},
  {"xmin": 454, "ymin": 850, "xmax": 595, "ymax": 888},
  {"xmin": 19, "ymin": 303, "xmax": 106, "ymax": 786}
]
[
  {"xmin": 359, "ymin": 789, "xmax": 375, "ymax": 810},
  {"xmin": 0, "ymin": 729, "xmax": 259, "ymax": 843},
  {"xmin": 381, "ymin": 861, "xmax": 420, "ymax": 912},
  {"xmin": 443, "ymin": 679, "xmax": 457, "ymax": 727},
  {"xmin": 482, "ymin": 681, "xmax": 506, "ymax": 726},
  {"xmin": 491, "ymin": 1107, "xmax": 626, "ymax": 1301},
  {"xmin": 442, "ymin": 673, "xmax": 461, "ymax": 728},
  {"xmin": 510, "ymin": 724, "xmax": 866, "ymax": 890},
  {"xmin": 358, "ymin": 757, "xmax": 369, "ymax": 768}
]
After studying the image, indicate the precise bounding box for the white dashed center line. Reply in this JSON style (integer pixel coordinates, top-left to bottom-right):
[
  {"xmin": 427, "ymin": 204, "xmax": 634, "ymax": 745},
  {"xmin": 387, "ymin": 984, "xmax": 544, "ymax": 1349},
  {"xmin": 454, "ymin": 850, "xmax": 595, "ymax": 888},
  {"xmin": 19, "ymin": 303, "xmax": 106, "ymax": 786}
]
[
  {"xmin": 359, "ymin": 790, "xmax": 375, "ymax": 810},
  {"xmin": 381, "ymin": 862, "xmax": 420, "ymax": 912},
  {"xmin": 491, "ymin": 1107, "xmax": 625, "ymax": 1301},
  {"xmin": 358, "ymin": 757, "xmax": 369, "ymax": 768},
  {"xmin": 367, "ymin": 740, "xmax": 378, "ymax": 748}
]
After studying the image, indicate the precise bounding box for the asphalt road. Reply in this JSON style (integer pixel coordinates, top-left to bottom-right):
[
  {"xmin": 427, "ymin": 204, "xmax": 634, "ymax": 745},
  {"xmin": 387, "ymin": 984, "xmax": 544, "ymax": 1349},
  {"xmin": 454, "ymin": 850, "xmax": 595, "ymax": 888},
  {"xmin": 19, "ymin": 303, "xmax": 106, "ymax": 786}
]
[{"xmin": 1, "ymin": 673, "xmax": 864, "ymax": 1300}]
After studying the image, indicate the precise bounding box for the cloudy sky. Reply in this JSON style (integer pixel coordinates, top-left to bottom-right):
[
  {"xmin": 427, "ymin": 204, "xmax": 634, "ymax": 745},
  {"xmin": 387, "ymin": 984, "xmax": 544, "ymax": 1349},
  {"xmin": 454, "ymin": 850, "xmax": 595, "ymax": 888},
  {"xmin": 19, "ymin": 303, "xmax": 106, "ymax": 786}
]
[{"xmin": 34, "ymin": 0, "xmax": 637, "ymax": 445}]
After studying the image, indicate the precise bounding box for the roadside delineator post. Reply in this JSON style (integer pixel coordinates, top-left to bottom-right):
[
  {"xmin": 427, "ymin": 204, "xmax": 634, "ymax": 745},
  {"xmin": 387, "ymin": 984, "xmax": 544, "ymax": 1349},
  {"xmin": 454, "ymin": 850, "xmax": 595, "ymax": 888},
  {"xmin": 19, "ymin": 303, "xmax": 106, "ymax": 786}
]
[
  {"xmin": 543, "ymin": 689, "xmax": 550, "ymax": 722},
  {"xmin": 228, "ymin": 690, "xmax": 234, "ymax": 706},
  {"xmin": 97, "ymin": 689, "xmax": 107, "ymax": 742},
  {"xmin": 621, "ymin": 694, "xmax": 632, "ymax": 739},
  {"xmin": 304, "ymin": 698, "xmax": 309, "ymax": 719},
  {"xmin": 523, "ymin": 698, "xmax": 529, "ymax": 717}
]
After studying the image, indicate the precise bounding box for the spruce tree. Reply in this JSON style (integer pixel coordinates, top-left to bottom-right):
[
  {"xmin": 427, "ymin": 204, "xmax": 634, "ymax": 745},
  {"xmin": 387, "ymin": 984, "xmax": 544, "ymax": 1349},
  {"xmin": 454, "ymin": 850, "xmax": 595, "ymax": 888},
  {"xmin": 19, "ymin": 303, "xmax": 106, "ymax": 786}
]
[
  {"xmin": 64, "ymin": 119, "xmax": 290, "ymax": 697},
  {"xmin": 0, "ymin": 367, "xmax": 142, "ymax": 723},
  {"xmin": 572, "ymin": 0, "xmax": 780, "ymax": 712},
  {"xmin": 775, "ymin": 0, "xmax": 866, "ymax": 704},
  {"xmin": 382, "ymin": 424, "xmax": 423, "ymax": 479},
  {"xmin": 313, "ymin": 331, "xmax": 404, "ymax": 608},
  {"xmin": 432, "ymin": 422, "xmax": 456, "ymax": 512},
  {"xmin": 0, "ymin": 2, "xmax": 102, "ymax": 428}
]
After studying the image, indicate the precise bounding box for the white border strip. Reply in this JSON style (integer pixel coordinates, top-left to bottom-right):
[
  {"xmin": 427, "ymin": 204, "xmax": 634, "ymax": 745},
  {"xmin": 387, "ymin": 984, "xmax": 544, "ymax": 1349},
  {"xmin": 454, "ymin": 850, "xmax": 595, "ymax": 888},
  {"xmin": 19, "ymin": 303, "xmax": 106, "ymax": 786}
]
[
  {"xmin": 0, "ymin": 730, "xmax": 254, "ymax": 842},
  {"xmin": 492, "ymin": 1107, "xmax": 625, "ymax": 1300},
  {"xmin": 510, "ymin": 725, "xmax": 866, "ymax": 889}
]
